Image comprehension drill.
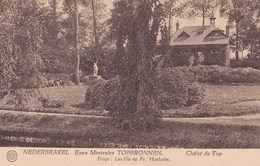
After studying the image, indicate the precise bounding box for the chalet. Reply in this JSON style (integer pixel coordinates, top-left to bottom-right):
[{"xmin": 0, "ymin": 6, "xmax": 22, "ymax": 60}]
[{"xmin": 165, "ymin": 12, "xmax": 231, "ymax": 67}]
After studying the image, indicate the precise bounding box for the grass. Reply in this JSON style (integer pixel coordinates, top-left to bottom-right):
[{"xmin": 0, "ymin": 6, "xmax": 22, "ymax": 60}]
[
  {"xmin": 1, "ymin": 83, "xmax": 260, "ymax": 118},
  {"xmin": 163, "ymin": 84, "xmax": 260, "ymax": 118},
  {"xmin": 203, "ymin": 84, "xmax": 260, "ymax": 104},
  {"xmin": 40, "ymin": 85, "xmax": 87, "ymax": 106},
  {"xmin": 1, "ymin": 84, "xmax": 260, "ymax": 148},
  {"xmin": 0, "ymin": 112, "xmax": 260, "ymax": 148},
  {"xmin": 163, "ymin": 104, "xmax": 260, "ymax": 118}
]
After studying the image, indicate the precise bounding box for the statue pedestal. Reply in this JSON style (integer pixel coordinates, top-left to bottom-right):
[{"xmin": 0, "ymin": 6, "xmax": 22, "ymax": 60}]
[
  {"xmin": 81, "ymin": 75, "xmax": 102, "ymax": 85},
  {"xmin": 89, "ymin": 75, "xmax": 102, "ymax": 80}
]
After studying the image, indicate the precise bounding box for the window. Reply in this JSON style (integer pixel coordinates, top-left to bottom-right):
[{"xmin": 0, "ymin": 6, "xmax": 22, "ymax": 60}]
[{"xmin": 177, "ymin": 31, "xmax": 190, "ymax": 38}]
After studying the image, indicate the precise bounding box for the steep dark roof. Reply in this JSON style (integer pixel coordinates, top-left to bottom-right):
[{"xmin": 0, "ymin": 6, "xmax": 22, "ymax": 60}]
[{"xmin": 171, "ymin": 26, "xmax": 229, "ymax": 46}]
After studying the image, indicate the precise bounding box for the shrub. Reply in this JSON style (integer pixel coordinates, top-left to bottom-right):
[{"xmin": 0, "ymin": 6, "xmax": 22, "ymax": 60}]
[
  {"xmin": 156, "ymin": 67, "xmax": 205, "ymax": 109},
  {"xmin": 230, "ymin": 59, "xmax": 260, "ymax": 70},
  {"xmin": 85, "ymin": 76, "xmax": 120, "ymax": 111},
  {"xmin": 40, "ymin": 96, "xmax": 65, "ymax": 108},
  {"xmin": 42, "ymin": 73, "xmax": 74, "ymax": 87},
  {"xmin": 190, "ymin": 65, "xmax": 260, "ymax": 84},
  {"xmin": 85, "ymin": 68, "xmax": 205, "ymax": 110},
  {"xmin": 2, "ymin": 89, "xmax": 43, "ymax": 111},
  {"xmin": 81, "ymin": 76, "xmax": 104, "ymax": 86}
]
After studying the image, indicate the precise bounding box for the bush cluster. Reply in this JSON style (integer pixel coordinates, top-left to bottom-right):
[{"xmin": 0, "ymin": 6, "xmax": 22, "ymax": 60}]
[
  {"xmin": 85, "ymin": 76, "xmax": 120, "ymax": 111},
  {"xmin": 156, "ymin": 67, "xmax": 204, "ymax": 109},
  {"xmin": 189, "ymin": 65, "xmax": 260, "ymax": 84},
  {"xmin": 40, "ymin": 96, "xmax": 65, "ymax": 108},
  {"xmin": 230, "ymin": 59, "xmax": 260, "ymax": 70},
  {"xmin": 41, "ymin": 73, "xmax": 74, "ymax": 87},
  {"xmin": 85, "ymin": 69, "xmax": 204, "ymax": 111}
]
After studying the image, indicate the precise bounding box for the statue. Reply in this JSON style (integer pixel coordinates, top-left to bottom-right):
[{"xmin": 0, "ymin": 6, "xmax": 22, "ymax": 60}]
[
  {"xmin": 197, "ymin": 51, "xmax": 205, "ymax": 65},
  {"xmin": 93, "ymin": 62, "xmax": 98, "ymax": 76},
  {"xmin": 188, "ymin": 54, "xmax": 194, "ymax": 67}
]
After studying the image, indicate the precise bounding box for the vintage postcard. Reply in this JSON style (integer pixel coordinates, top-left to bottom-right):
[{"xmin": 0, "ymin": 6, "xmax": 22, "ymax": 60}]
[{"xmin": 0, "ymin": 0, "xmax": 259, "ymax": 165}]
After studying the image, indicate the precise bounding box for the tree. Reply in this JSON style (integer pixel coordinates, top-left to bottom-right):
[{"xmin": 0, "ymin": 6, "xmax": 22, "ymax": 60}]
[
  {"xmin": 75, "ymin": 0, "xmax": 80, "ymax": 85},
  {"xmin": 178, "ymin": 0, "xmax": 218, "ymax": 26},
  {"xmin": 82, "ymin": 0, "xmax": 108, "ymax": 64},
  {"xmin": 109, "ymin": 0, "xmax": 165, "ymax": 131},
  {"xmin": 219, "ymin": 0, "xmax": 259, "ymax": 60},
  {"xmin": 0, "ymin": 0, "xmax": 46, "ymax": 109},
  {"xmin": 61, "ymin": 0, "xmax": 108, "ymax": 77},
  {"xmin": 0, "ymin": 0, "xmax": 45, "ymax": 90}
]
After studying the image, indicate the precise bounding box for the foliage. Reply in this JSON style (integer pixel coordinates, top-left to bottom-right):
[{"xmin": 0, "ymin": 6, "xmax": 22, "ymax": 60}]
[
  {"xmin": 177, "ymin": 0, "xmax": 218, "ymax": 26},
  {"xmin": 0, "ymin": 0, "xmax": 45, "ymax": 90},
  {"xmin": 40, "ymin": 96, "xmax": 65, "ymax": 108},
  {"xmin": 219, "ymin": 0, "xmax": 260, "ymax": 58},
  {"xmin": 37, "ymin": 0, "xmax": 111, "ymax": 82},
  {"xmin": 190, "ymin": 65, "xmax": 260, "ymax": 84},
  {"xmin": 42, "ymin": 73, "xmax": 74, "ymax": 87},
  {"xmin": 156, "ymin": 67, "xmax": 205, "ymax": 109},
  {"xmin": 108, "ymin": 0, "xmax": 166, "ymax": 131},
  {"xmin": 5, "ymin": 89, "xmax": 42, "ymax": 111},
  {"xmin": 85, "ymin": 76, "xmax": 120, "ymax": 111},
  {"xmin": 85, "ymin": 69, "xmax": 205, "ymax": 111},
  {"xmin": 40, "ymin": 43, "xmax": 76, "ymax": 74},
  {"xmin": 230, "ymin": 59, "xmax": 260, "ymax": 70}
]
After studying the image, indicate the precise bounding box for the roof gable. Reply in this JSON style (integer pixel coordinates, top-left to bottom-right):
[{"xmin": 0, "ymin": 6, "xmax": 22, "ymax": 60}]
[
  {"xmin": 177, "ymin": 31, "xmax": 190, "ymax": 38},
  {"xmin": 171, "ymin": 26, "xmax": 229, "ymax": 46},
  {"xmin": 205, "ymin": 30, "xmax": 227, "ymax": 38}
]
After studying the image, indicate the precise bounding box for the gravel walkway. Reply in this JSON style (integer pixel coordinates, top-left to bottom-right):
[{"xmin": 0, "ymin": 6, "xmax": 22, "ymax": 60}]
[{"xmin": 1, "ymin": 109, "xmax": 260, "ymax": 127}]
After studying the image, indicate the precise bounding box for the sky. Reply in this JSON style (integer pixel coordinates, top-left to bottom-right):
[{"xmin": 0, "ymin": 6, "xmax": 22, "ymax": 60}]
[
  {"xmin": 102, "ymin": 0, "xmax": 238, "ymax": 58},
  {"xmin": 102, "ymin": 0, "xmax": 228, "ymax": 30}
]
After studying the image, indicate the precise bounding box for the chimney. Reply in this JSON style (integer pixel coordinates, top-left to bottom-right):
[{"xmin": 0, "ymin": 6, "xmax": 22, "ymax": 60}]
[
  {"xmin": 226, "ymin": 21, "xmax": 231, "ymax": 37},
  {"xmin": 176, "ymin": 20, "xmax": 180, "ymax": 31},
  {"xmin": 209, "ymin": 10, "xmax": 216, "ymax": 27}
]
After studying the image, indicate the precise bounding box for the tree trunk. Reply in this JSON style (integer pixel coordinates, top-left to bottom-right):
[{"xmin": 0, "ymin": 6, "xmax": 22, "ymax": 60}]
[
  {"xmin": 91, "ymin": 0, "xmax": 98, "ymax": 46},
  {"xmin": 74, "ymin": 0, "xmax": 80, "ymax": 85},
  {"xmin": 202, "ymin": 7, "xmax": 205, "ymax": 27},
  {"xmin": 52, "ymin": 0, "xmax": 58, "ymax": 39},
  {"xmin": 235, "ymin": 21, "xmax": 239, "ymax": 60},
  {"xmin": 168, "ymin": 0, "xmax": 172, "ymax": 40},
  {"xmin": 231, "ymin": 0, "xmax": 239, "ymax": 60}
]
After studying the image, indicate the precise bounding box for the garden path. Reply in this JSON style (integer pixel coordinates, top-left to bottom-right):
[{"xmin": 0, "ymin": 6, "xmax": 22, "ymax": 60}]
[{"xmin": 1, "ymin": 109, "xmax": 260, "ymax": 127}]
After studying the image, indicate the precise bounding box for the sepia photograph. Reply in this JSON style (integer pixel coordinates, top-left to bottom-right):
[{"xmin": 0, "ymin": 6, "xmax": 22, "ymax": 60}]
[{"xmin": 0, "ymin": 0, "xmax": 260, "ymax": 160}]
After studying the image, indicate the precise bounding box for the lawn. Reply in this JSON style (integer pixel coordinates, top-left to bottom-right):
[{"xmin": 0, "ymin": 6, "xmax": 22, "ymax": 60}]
[
  {"xmin": 0, "ymin": 112, "xmax": 259, "ymax": 148},
  {"xmin": 1, "ymin": 84, "xmax": 260, "ymax": 148},
  {"xmin": 1, "ymin": 84, "xmax": 260, "ymax": 118},
  {"xmin": 163, "ymin": 84, "xmax": 260, "ymax": 118},
  {"xmin": 39, "ymin": 83, "xmax": 260, "ymax": 118}
]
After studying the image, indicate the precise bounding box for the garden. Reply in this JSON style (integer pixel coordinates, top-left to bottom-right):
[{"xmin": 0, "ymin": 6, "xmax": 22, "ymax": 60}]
[
  {"xmin": 1, "ymin": 66, "xmax": 260, "ymax": 148},
  {"xmin": 0, "ymin": 0, "xmax": 260, "ymax": 149}
]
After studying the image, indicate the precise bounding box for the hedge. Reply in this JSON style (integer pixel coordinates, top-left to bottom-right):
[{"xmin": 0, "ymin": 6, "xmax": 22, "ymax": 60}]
[
  {"xmin": 189, "ymin": 65, "xmax": 260, "ymax": 84},
  {"xmin": 230, "ymin": 59, "xmax": 260, "ymax": 70}
]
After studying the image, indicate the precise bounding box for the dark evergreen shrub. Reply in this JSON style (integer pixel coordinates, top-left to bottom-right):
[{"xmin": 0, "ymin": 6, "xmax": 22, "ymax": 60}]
[
  {"xmin": 156, "ymin": 67, "xmax": 205, "ymax": 109},
  {"xmin": 85, "ymin": 76, "xmax": 120, "ymax": 111},
  {"xmin": 85, "ymin": 69, "xmax": 205, "ymax": 110}
]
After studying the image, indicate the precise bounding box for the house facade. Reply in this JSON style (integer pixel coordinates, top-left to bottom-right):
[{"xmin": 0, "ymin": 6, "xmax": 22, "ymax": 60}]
[{"xmin": 165, "ymin": 14, "xmax": 231, "ymax": 67}]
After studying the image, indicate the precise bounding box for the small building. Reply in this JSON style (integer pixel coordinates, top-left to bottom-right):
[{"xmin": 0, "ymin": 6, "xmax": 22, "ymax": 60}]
[{"xmin": 165, "ymin": 13, "xmax": 231, "ymax": 67}]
